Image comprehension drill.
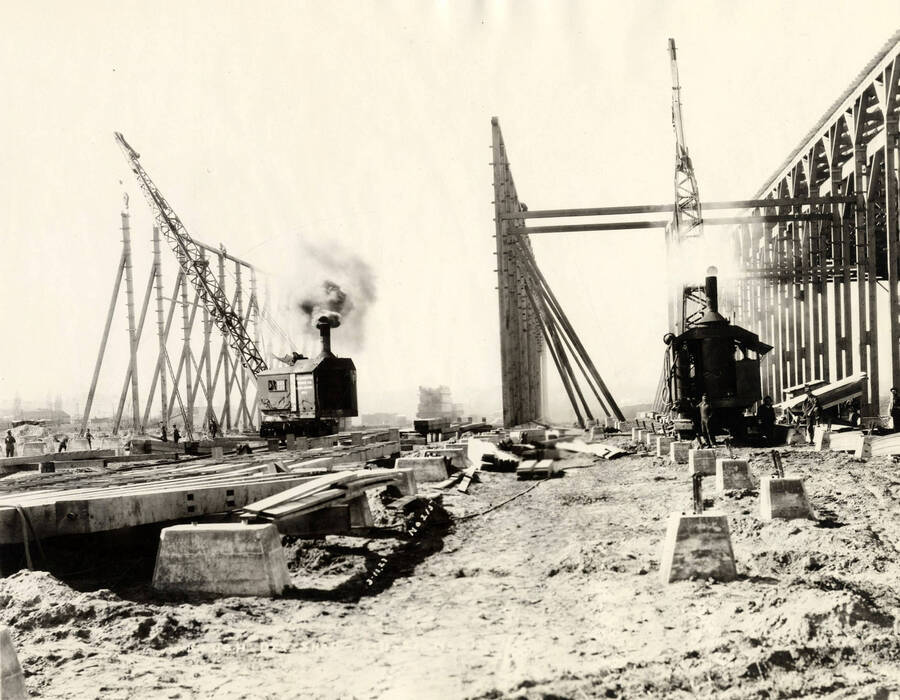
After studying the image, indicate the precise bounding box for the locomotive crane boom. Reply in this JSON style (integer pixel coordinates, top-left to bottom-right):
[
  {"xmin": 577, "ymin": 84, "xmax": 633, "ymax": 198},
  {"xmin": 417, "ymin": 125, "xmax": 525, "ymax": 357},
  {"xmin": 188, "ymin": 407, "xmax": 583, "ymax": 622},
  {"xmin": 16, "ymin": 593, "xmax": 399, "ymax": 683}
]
[
  {"xmin": 114, "ymin": 132, "xmax": 268, "ymax": 377},
  {"xmin": 668, "ymin": 38, "xmax": 703, "ymax": 241}
]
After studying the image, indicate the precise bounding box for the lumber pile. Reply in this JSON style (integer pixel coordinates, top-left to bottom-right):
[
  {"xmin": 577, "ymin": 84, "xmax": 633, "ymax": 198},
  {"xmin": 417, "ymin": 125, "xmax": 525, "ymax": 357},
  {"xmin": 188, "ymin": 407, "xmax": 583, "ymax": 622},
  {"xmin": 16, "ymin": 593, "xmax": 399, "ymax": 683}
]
[
  {"xmin": 240, "ymin": 469, "xmax": 406, "ymax": 529},
  {"xmin": 555, "ymin": 440, "xmax": 627, "ymax": 460},
  {"xmin": 516, "ymin": 459, "xmax": 559, "ymax": 480}
]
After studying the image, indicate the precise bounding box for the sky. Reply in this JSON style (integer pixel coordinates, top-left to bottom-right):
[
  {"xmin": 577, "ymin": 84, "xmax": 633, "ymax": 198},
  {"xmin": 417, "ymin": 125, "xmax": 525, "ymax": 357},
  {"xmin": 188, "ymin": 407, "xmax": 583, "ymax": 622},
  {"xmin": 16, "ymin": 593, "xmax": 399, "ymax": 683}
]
[{"xmin": 1, "ymin": 1, "xmax": 898, "ymax": 424}]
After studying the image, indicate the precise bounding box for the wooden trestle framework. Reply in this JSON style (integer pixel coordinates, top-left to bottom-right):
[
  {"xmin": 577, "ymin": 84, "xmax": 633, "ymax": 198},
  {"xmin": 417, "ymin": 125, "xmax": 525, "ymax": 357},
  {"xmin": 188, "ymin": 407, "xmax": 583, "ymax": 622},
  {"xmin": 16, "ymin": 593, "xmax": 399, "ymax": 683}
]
[
  {"xmin": 491, "ymin": 118, "xmax": 624, "ymax": 428},
  {"xmin": 726, "ymin": 31, "xmax": 900, "ymax": 417},
  {"xmin": 491, "ymin": 30, "xmax": 900, "ymax": 423},
  {"xmin": 82, "ymin": 207, "xmax": 275, "ymax": 438}
]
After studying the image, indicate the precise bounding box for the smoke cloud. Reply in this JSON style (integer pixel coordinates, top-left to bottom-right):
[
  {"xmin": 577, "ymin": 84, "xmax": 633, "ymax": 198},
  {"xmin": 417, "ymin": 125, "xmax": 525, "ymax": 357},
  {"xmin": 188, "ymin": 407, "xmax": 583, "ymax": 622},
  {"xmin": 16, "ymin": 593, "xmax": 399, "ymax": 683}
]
[{"xmin": 279, "ymin": 240, "xmax": 377, "ymax": 354}]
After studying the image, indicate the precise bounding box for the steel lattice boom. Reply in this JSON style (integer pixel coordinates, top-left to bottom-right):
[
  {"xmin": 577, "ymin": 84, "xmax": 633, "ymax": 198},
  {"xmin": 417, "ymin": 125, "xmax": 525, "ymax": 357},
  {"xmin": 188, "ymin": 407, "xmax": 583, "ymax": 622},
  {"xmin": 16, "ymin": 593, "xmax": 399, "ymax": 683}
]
[
  {"xmin": 669, "ymin": 38, "xmax": 703, "ymax": 241},
  {"xmin": 114, "ymin": 132, "xmax": 268, "ymax": 377}
]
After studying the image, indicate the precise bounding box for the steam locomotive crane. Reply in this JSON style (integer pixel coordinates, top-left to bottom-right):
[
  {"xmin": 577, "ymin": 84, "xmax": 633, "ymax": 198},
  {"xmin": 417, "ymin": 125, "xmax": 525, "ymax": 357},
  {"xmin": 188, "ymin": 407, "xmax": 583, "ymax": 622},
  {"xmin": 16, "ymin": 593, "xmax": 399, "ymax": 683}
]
[
  {"xmin": 660, "ymin": 41, "xmax": 773, "ymax": 439},
  {"xmin": 115, "ymin": 133, "xmax": 358, "ymax": 438}
]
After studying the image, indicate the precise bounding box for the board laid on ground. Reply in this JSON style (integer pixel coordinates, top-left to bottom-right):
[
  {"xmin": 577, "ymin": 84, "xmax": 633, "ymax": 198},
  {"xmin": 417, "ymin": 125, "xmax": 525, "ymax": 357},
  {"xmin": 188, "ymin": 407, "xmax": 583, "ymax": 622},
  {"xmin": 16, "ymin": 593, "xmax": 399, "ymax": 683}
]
[{"xmin": 554, "ymin": 440, "xmax": 627, "ymax": 460}]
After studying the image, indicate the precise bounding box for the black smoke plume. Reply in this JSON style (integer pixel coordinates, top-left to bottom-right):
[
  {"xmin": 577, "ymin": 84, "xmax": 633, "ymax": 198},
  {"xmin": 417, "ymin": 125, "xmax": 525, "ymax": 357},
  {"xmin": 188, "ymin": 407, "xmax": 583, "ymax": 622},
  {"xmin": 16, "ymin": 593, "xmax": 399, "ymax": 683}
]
[{"xmin": 292, "ymin": 241, "xmax": 376, "ymax": 351}]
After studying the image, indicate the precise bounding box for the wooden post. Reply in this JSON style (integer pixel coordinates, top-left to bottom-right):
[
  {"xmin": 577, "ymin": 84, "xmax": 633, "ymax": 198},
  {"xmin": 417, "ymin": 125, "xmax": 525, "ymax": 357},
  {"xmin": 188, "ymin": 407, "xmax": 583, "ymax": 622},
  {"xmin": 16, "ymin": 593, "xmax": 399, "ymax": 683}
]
[
  {"xmin": 153, "ymin": 227, "xmax": 169, "ymax": 431},
  {"xmin": 81, "ymin": 250, "xmax": 125, "ymax": 433},
  {"xmin": 866, "ymin": 150, "xmax": 883, "ymax": 414},
  {"xmin": 142, "ymin": 271, "xmax": 183, "ymax": 428},
  {"xmin": 218, "ymin": 251, "xmax": 232, "ymax": 432},
  {"xmin": 180, "ymin": 274, "xmax": 194, "ymax": 435},
  {"xmin": 854, "ymin": 145, "xmax": 871, "ymax": 413},
  {"xmin": 885, "ymin": 115, "xmax": 900, "ymax": 393},
  {"xmin": 121, "ymin": 209, "xmax": 142, "ymax": 433}
]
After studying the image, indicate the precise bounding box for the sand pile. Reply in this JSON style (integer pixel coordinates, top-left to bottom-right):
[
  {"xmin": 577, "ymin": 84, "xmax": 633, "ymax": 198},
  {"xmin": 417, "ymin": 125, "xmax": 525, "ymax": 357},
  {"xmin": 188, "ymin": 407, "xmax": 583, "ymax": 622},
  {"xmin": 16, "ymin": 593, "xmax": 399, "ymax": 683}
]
[{"xmin": 0, "ymin": 571, "xmax": 203, "ymax": 652}]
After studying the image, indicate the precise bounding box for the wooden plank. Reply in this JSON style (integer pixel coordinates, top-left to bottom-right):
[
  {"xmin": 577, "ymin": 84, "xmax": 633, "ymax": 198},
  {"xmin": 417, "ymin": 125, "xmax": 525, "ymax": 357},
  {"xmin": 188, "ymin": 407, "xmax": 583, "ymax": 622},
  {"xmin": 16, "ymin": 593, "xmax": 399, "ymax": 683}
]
[
  {"xmin": 457, "ymin": 466, "xmax": 478, "ymax": 493},
  {"xmin": 0, "ymin": 449, "xmax": 115, "ymax": 469},
  {"xmin": 0, "ymin": 473, "xmax": 314, "ymax": 543}
]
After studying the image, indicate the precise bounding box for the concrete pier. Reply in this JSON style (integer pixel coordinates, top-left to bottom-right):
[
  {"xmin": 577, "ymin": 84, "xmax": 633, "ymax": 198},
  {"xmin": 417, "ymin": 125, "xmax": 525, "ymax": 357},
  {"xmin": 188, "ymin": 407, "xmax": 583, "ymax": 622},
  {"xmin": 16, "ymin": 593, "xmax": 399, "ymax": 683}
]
[
  {"xmin": 153, "ymin": 523, "xmax": 290, "ymax": 597},
  {"xmin": 655, "ymin": 436, "xmax": 673, "ymax": 457},
  {"xmin": 688, "ymin": 449, "xmax": 717, "ymax": 476},
  {"xmin": 660, "ymin": 513, "xmax": 737, "ymax": 584},
  {"xmin": 715, "ymin": 459, "xmax": 753, "ymax": 491},
  {"xmin": 759, "ymin": 477, "xmax": 813, "ymax": 520},
  {"xmin": 0, "ymin": 627, "xmax": 26, "ymax": 699},
  {"xmin": 394, "ymin": 456, "xmax": 449, "ymax": 482},
  {"xmin": 669, "ymin": 441, "xmax": 690, "ymax": 464}
]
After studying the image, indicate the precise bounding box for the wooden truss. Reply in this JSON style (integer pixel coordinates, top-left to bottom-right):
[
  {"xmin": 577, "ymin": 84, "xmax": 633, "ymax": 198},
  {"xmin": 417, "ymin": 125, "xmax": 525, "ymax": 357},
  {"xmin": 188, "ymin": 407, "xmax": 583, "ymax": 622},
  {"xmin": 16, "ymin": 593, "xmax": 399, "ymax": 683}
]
[
  {"xmin": 81, "ymin": 208, "xmax": 270, "ymax": 438},
  {"xmin": 730, "ymin": 30, "xmax": 900, "ymax": 415},
  {"xmin": 491, "ymin": 31, "xmax": 900, "ymax": 421}
]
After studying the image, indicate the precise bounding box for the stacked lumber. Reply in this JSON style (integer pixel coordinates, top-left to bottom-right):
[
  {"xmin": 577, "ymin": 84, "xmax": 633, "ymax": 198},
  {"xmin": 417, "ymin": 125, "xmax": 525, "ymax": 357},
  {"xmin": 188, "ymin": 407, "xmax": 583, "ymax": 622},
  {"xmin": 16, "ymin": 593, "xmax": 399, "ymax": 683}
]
[
  {"xmin": 555, "ymin": 440, "xmax": 627, "ymax": 460},
  {"xmin": 516, "ymin": 459, "xmax": 559, "ymax": 479},
  {"xmin": 240, "ymin": 469, "xmax": 405, "ymax": 523}
]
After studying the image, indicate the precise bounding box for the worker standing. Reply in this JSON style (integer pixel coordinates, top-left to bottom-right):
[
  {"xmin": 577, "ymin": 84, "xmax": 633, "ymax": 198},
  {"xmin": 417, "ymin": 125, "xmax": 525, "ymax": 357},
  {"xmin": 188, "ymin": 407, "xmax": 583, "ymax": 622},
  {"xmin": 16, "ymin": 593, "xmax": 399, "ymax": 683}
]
[
  {"xmin": 802, "ymin": 390, "xmax": 820, "ymax": 444},
  {"xmin": 85, "ymin": 429, "xmax": 93, "ymax": 450},
  {"xmin": 756, "ymin": 396, "xmax": 776, "ymax": 445},
  {"xmin": 209, "ymin": 416, "xmax": 218, "ymax": 440},
  {"xmin": 58, "ymin": 435, "xmax": 69, "ymax": 452},
  {"xmin": 160, "ymin": 423, "xmax": 168, "ymax": 442},
  {"xmin": 698, "ymin": 394, "xmax": 714, "ymax": 448},
  {"xmin": 4, "ymin": 430, "xmax": 15, "ymax": 458},
  {"xmin": 890, "ymin": 388, "xmax": 900, "ymax": 432},
  {"xmin": 172, "ymin": 425, "xmax": 180, "ymax": 444}
]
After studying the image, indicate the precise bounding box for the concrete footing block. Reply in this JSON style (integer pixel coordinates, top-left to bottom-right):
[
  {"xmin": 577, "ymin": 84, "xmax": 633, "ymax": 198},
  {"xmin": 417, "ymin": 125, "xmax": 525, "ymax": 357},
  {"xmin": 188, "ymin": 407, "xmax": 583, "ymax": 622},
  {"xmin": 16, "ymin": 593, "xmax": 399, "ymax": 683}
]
[
  {"xmin": 656, "ymin": 436, "xmax": 673, "ymax": 457},
  {"xmin": 645, "ymin": 432, "xmax": 657, "ymax": 447},
  {"xmin": 759, "ymin": 477, "xmax": 813, "ymax": 520},
  {"xmin": 394, "ymin": 456, "xmax": 449, "ymax": 482},
  {"xmin": 153, "ymin": 523, "xmax": 290, "ymax": 597},
  {"xmin": 688, "ymin": 449, "xmax": 717, "ymax": 476},
  {"xmin": 669, "ymin": 441, "xmax": 690, "ymax": 464},
  {"xmin": 660, "ymin": 513, "xmax": 737, "ymax": 584},
  {"xmin": 715, "ymin": 459, "xmax": 753, "ymax": 491},
  {"xmin": 814, "ymin": 427, "xmax": 831, "ymax": 452},
  {"xmin": 347, "ymin": 494, "xmax": 373, "ymax": 529},
  {"xmin": 393, "ymin": 467, "xmax": 418, "ymax": 496},
  {"xmin": 631, "ymin": 428, "xmax": 639, "ymax": 441},
  {"xmin": 0, "ymin": 627, "xmax": 26, "ymax": 699},
  {"xmin": 211, "ymin": 446, "xmax": 225, "ymax": 459},
  {"xmin": 20, "ymin": 442, "xmax": 45, "ymax": 457},
  {"xmin": 854, "ymin": 435, "xmax": 874, "ymax": 460}
]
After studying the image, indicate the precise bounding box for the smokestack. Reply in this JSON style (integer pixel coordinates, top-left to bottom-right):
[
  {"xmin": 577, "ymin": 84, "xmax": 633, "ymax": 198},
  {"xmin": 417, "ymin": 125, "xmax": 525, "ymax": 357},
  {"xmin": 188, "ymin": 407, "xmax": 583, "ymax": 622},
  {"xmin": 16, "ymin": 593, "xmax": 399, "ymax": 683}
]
[
  {"xmin": 705, "ymin": 266, "xmax": 718, "ymax": 313},
  {"xmin": 316, "ymin": 316, "xmax": 333, "ymax": 357},
  {"xmin": 698, "ymin": 265, "xmax": 727, "ymax": 326}
]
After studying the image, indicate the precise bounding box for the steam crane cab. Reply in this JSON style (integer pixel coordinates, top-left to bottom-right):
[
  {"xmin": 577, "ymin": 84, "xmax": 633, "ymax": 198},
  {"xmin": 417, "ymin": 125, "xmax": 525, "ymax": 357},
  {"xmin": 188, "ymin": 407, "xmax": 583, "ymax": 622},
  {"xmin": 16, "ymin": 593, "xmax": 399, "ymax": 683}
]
[
  {"xmin": 665, "ymin": 270, "xmax": 772, "ymax": 439},
  {"xmin": 258, "ymin": 316, "xmax": 358, "ymax": 438}
]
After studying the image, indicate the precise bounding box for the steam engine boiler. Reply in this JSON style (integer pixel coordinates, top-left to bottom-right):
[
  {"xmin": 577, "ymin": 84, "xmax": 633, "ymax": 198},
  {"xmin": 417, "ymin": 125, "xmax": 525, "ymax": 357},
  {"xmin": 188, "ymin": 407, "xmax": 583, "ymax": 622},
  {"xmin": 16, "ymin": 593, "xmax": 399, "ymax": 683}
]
[
  {"xmin": 257, "ymin": 316, "xmax": 358, "ymax": 438},
  {"xmin": 664, "ymin": 269, "xmax": 772, "ymax": 438}
]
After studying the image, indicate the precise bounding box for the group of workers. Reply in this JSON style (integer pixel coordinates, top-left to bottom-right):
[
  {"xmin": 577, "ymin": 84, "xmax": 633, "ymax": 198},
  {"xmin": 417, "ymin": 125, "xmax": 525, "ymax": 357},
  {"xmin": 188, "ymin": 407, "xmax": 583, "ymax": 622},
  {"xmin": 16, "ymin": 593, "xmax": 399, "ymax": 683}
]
[
  {"xmin": 3, "ymin": 428, "xmax": 94, "ymax": 457},
  {"xmin": 693, "ymin": 388, "xmax": 823, "ymax": 447},
  {"xmin": 158, "ymin": 416, "xmax": 220, "ymax": 443}
]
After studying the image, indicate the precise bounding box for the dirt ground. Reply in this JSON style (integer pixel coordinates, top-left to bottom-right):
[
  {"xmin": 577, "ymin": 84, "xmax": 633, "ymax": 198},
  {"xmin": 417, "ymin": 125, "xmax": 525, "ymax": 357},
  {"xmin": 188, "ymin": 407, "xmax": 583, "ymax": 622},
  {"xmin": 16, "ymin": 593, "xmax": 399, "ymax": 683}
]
[{"xmin": 4, "ymin": 436, "xmax": 900, "ymax": 698}]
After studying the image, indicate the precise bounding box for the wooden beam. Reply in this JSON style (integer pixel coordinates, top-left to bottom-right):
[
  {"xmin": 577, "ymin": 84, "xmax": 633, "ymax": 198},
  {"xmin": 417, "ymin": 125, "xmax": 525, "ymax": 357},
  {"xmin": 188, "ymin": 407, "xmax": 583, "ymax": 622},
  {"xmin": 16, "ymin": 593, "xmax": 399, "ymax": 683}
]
[
  {"xmin": 522, "ymin": 214, "xmax": 833, "ymax": 234},
  {"xmin": 503, "ymin": 195, "xmax": 856, "ymax": 219}
]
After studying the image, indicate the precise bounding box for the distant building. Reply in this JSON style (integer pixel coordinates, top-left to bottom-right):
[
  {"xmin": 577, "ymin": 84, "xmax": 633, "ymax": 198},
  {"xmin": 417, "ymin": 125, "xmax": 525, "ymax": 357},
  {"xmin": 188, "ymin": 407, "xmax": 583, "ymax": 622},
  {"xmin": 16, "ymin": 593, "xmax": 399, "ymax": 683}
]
[
  {"xmin": 417, "ymin": 386, "xmax": 460, "ymax": 419},
  {"xmin": 18, "ymin": 408, "xmax": 71, "ymax": 426},
  {"xmin": 360, "ymin": 412, "xmax": 409, "ymax": 427}
]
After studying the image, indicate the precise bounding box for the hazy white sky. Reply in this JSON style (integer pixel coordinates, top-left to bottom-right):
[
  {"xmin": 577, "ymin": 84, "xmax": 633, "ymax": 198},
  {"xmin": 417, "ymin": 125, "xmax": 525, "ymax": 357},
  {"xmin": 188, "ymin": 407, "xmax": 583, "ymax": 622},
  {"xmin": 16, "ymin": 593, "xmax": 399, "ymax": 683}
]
[{"xmin": 1, "ymin": 1, "xmax": 898, "ymax": 422}]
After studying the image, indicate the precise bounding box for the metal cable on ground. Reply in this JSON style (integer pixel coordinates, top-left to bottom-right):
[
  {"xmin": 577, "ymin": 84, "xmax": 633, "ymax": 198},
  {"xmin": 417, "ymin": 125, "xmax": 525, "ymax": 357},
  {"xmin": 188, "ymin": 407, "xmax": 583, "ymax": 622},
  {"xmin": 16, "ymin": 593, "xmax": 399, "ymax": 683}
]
[{"xmin": 453, "ymin": 480, "xmax": 546, "ymax": 521}]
